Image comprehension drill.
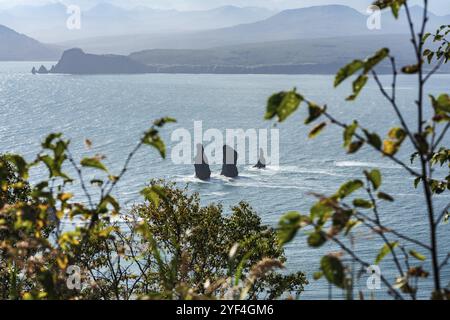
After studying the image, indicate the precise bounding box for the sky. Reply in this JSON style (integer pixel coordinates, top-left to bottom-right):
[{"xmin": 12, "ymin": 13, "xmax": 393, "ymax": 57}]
[{"xmin": 0, "ymin": 0, "xmax": 448, "ymax": 14}]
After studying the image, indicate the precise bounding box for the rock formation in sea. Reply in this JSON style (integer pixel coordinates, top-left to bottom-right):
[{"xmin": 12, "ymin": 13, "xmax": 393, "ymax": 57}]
[
  {"xmin": 254, "ymin": 148, "xmax": 266, "ymax": 169},
  {"xmin": 37, "ymin": 65, "xmax": 48, "ymax": 74},
  {"xmin": 37, "ymin": 48, "xmax": 154, "ymax": 75},
  {"xmin": 221, "ymin": 145, "xmax": 239, "ymax": 178},
  {"xmin": 194, "ymin": 144, "xmax": 211, "ymax": 181}
]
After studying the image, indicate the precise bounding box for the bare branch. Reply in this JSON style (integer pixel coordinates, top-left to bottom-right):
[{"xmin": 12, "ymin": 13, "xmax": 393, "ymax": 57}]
[
  {"xmin": 432, "ymin": 123, "xmax": 450, "ymax": 151},
  {"xmin": 372, "ymin": 67, "xmax": 417, "ymax": 150},
  {"xmin": 66, "ymin": 149, "xmax": 95, "ymax": 210},
  {"xmin": 321, "ymin": 111, "xmax": 421, "ymax": 178}
]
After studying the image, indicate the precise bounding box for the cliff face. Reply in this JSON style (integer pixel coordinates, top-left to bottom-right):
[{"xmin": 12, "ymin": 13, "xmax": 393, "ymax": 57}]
[{"xmin": 49, "ymin": 48, "xmax": 153, "ymax": 74}]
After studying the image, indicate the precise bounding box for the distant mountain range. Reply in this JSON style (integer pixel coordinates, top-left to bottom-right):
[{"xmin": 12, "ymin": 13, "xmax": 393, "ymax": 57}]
[
  {"xmin": 34, "ymin": 34, "xmax": 449, "ymax": 75},
  {"xmin": 58, "ymin": 5, "xmax": 450, "ymax": 55},
  {"xmin": 0, "ymin": 25, "xmax": 60, "ymax": 61},
  {"xmin": 129, "ymin": 34, "xmax": 414, "ymax": 68},
  {"xmin": 128, "ymin": 34, "xmax": 449, "ymax": 74},
  {"xmin": 0, "ymin": 3, "xmax": 274, "ymax": 43},
  {"xmin": 2, "ymin": 3, "xmax": 450, "ymax": 74}
]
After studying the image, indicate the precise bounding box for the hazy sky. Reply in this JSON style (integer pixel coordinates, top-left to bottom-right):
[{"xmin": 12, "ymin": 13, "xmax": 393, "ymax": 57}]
[{"xmin": 0, "ymin": 0, "xmax": 449, "ymax": 14}]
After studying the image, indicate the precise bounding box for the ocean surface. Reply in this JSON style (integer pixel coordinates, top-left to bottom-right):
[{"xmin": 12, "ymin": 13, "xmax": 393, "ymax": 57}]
[{"xmin": 0, "ymin": 62, "xmax": 449, "ymax": 299}]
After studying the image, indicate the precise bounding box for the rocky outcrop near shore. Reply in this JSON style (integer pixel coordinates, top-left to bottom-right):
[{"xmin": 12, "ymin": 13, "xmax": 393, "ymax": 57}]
[{"xmin": 36, "ymin": 48, "xmax": 153, "ymax": 74}]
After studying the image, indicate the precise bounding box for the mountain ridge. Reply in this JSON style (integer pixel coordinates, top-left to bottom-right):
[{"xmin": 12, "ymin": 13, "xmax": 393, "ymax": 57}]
[
  {"xmin": 0, "ymin": 24, "xmax": 61, "ymax": 61},
  {"xmin": 0, "ymin": 3, "xmax": 275, "ymax": 43},
  {"xmin": 57, "ymin": 4, "xmax": 450, "ymax": 55}
]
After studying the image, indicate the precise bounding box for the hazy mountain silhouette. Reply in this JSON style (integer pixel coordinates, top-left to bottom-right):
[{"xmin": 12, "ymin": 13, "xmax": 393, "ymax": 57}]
[
  {"xmin": 128, "ymin": 34, "xmax": 450, "ymax": 74},
  {"xmin": 41, "ymin": 33, "xmax": 449, "ymax": 75},
  {"xmin": 0, "ymin": 24, "xmax": 61, "ymax": 61},
  {"xmin": 59, "ymin": 5, "xmax": 450, "ymax": 55},
  {"xmin": 0, "ymin": 3, "xmax": 274, "ymax": 43}
]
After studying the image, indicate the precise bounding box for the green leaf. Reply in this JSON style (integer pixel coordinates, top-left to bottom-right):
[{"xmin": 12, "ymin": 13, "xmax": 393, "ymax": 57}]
[
  {"xmin": 364, "ymin": 48, "xmax": 390, "ymax": 73},
  {"xmin": 142, "ymin": 129, "xmax": 166, "ymax": 158},
  {"xmin": 140, "ymin": 185, "xmax": 166, "ymax": 207},
  {"xmin": 5, "ymin": 154, "xmax": 29, "ymax": 179},
  {"xmin": 38, "ymin": 155, "xmax": 70, "ymax": 180},
  {"xmin": 414, "ymin": 133, "xmax": 429, "ymax": 154},
  {"xmin": 321, "ymin": 255, "xmax": 345, "ymax": 288},
  {"xmin": 99, "ymin": 195, "xmax": 120, "ymax": 213},
  {"xmin": 335, "ymin": 60, "xmax": 364, "ymax": 87},
  {"xmin": 311, "ymin": 200, "xmax": 333, "ymax": 219},
  {"xmin": 390, "ymin": 0, "xmax": 406, "ymax": 18},
  {"xmin": 377, "ymin": 192, "xmax": 394, "ymax": 202},
  {"xmin": 309, "ymin": 122, "xmax": 327, "ymax": 139},
  {"xmin": 307, "ymin": 231, "xmax": 327, "ymax": 248},
  {"xmin": 373, "ymin": 0, "xmax": 406, "ymax": 18},
  {"xmin": 265, "ymin": 90, "xmax": 303, "ymax": 122},
  {"xmin": 337, "ymin": 180, "xmax": 364, "ymax": 199},
  {"xmin": 422, "ymin": 33, "xmax": 431, "ymax": 43},
  {"xmin": 278, "ymin": 211, "xmax": 304, "ymax": 245},
  {"xmin": 343, "ymin": 121, "xmax": 358, "ymax": 147},
  {"xmin": 409, "ymin": 250, "xmax": 426, "ymax": 261},
  {"xmin": 375, "ymin": 242, "xmax": 399, "ymax": 264},
  {"xmin": 426, "ymin": 51, "xmax": 435, "ymax": 64},
  {"xmin": 365, "ymin": 169, "xmax": 382, "ymax": 190},
  {"xmin": 347, "ymin": 75, "xmax": 368, "ymax": 101},
  {"xmin": 344, "ymin": 220, "xmax": 361, "ymax": 236},
  {"xmin": 431, "ymin": 94, "xmax": 450, "ymax": 113},
  {"xmin": 153, "ymin": 117, "xmax": 176, "ymax": 127},
  {"xmin": 414, "ymin": 177, "xmax": 422, "ymax": 189},
  {"xmin": 401, "ymin": 64, "xmax": 420, "ymax": 74},
  {"xmin": 363, "ymin": 130, "xmax": 382, "ymax": 150},
  {"xmin": 80, "ymin": 157, "xmax": 108, "ymax": 172},
  {"xmin": 332, "ymin": 210, "xmax": 353, "ymax": 233},
  {"xmin": 313, "ymin": 271, "xmax": 323, "ymax": 280},
  {"xmin": 347, "ymin": 141, "xmax": 364, "ymax": 154},
  {"xmin": 42, "ymin": 133, "xmax": 63, "ymax": 149},
  {"xmin": 353, "ymin": 198, "xmax": 373, "ymax": 209},
  {"xmin": 305, "ymin": 102, "xmax": 324, "ymax": 125}
]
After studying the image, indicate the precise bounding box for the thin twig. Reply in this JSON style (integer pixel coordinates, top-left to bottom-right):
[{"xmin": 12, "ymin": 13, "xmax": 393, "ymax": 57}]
[
  {"xmin": 329, "ymin": 235, "xmax": 404, "ymax": 300},
  {"xmin": 435, "ymin": 202, "xmax": 450, "ymax": 226},
  {"xmin": 372, "ymin": 68, "xmax": 418, "ymax": 150},
  {"xmin": 433, "ymin": 123, "xmax": 450, "ymax": 151},
  {"xmin": 67, "ymin": 149, "xmax": 95, "ymax": 210},
  {"xmin": 423, "ymin": 57, "xmax": 445, "ymax": 83},
  {"xmin": 321, "ymin": 111, "xmax": 421, "ymax": 177},
  {"xmin": 439, "ymin": 253, "xmax": 450, "ymax": 270}
]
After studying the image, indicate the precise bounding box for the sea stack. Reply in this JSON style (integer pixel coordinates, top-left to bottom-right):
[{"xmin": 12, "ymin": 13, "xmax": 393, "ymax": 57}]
[
  {"xmin": 37, "ymin": 65, "xmax": 48, "ymax": 74},
  {"xmin": 221, "ymin": 145, "xmax": 239, "ymax": 178},
  {"xmin": 254, "ymin": 148, "xmax": 267, "ymax": 169},
  {"xmin": 194, "ymin": 144, "xmax": 211, "ymax": 181}
]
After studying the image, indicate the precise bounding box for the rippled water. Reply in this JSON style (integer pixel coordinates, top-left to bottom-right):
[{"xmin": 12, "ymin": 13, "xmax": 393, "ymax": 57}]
[{"xmin": 1, "ymin": 62, "xmax": 449, "ymax": 299}]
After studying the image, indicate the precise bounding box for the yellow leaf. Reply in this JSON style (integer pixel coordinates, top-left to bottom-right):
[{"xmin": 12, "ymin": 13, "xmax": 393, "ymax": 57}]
[
  {"xmin": 57, "ymin": 255, "xmax": 69, "ymax": 269},
  {"xmin": 383, "ymin": 140, "xmax": 398, "ymax": 156},
  {"xmin": 59, "ymin": 193, "xmax": 73, "ymax": 202}
]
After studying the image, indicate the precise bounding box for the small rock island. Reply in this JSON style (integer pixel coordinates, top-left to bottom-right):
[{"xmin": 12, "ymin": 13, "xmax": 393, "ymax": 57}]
[{"xmin": 32, "ymin": 48, "xmax": 154, "ymax": 75}]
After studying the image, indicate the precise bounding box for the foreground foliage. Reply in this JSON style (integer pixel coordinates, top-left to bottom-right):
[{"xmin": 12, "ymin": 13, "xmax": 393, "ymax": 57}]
[
  {"xmin": 265, "ymin": 0, "xmax": 450, "ymax": 299},
  {"xmin": 0, "ymin": 121, "xmax": 306, "ymax": 300}
]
